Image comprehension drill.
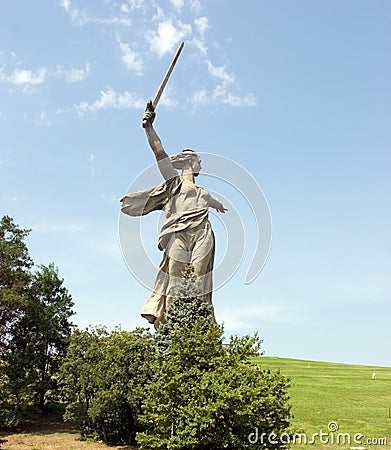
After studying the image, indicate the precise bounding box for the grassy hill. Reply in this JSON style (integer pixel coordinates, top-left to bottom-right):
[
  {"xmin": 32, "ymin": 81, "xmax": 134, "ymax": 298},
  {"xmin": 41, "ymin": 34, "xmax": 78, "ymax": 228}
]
[{"xmin": 254, "ymin": 356, "xmax": 391, "ymax": 449}]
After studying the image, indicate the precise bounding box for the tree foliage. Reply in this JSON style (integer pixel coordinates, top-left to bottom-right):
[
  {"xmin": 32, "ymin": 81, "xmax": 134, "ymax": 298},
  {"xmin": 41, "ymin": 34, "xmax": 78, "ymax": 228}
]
[
  {"xmin": 0, "ymin": 216, "xmax": 74, "ymax": 425},
  {"xmin": 0, "ymin": 216, "xmax": 34, "ymax": 424},
  {"xmin": 0, "ymin": 215, "xmax": 32, "ymax": 356},
  {"xmin": 137, "ymin": 266, "xmax": 292, "ymax": 450},
  {"xmin": 28, "ymin": 263, "xmax": 75, "ymax": 410},
  {"xmin": 156, "ymin": 264, "xmax": 215, "ymax": 356},
  {"xmin": 60, "ymin": 326, "xmax": 153, "ymax": 445}
]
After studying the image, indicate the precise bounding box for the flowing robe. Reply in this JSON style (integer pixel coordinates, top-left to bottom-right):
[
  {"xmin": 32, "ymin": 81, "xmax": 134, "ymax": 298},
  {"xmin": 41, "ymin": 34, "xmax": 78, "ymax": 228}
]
[{"xmin": 120, "ymin": 175, "xmax": 216, "ymax": 328}]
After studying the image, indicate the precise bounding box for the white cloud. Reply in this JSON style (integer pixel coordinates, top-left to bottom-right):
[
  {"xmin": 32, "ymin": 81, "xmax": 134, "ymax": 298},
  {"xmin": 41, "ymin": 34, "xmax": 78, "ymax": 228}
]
[
  {"xmin": 120, "ymin": 3, "xmax": 129, "ymax": 13},
  {"xmin": 118, "ymin": 40, "xmax": 143, "ymax": 75},
  {"xmin": 146, "ymin": 18, "xmax": 191, "ymax": 58},
  {"xmin": 55, "ymin": 2, "xmax": 254, "ymax": 111},
  {"xmin": 194, "ymin": 16, "xmax": 208, "ymax": 37},
  {"xmin": 190, "ymin": 16, "xmax": 209, "ymax": 54},
  {"xmin": 0, "ymin": 56, "xmax": 89, "ymax": 88},
  {"xmin": 75, "ymin": 86, "xmax": 145, "ymax": 114},
  {"xmin": 60, "ymin": 0, "xmax": 71, "ymax": 12},
  {"xmin": 129, "ymin": 0, "xmax": 145, "ymax": 10},
  {"xmin": 152, "ymin": 5, "xmax": 165, "ymax": 21},
  {"xmin": 189, "ymin": 59, "xmax": 256, "ymax": 108},
  {"xmin": 170, "ymin": 0, "xmax": 184, "ymax": 11},
  {"xmin": 206, "ymin": 60, "xmax": 235, "ymax": 85},
  {"xmin": 95, "ymin": 16, "xmax": 132, "ymax": 26},
  {"xmin": 62, "ymin": 4, "xmax": 131, "ymax": 27},
  {"xmin": 0, "ymin": 67, "xmax": 47, "ymax": 85},
  {"xmin": 38, "ymin": 111, "xmax": 51, "ymax": 126},
  {"xmin": 69, "ymin": 7, "xmax": 89, "ymax": 25},
  {"xmin": 190, "ymin": 38, "xmax": 207, "ymax": 55},
  {"xmin": 189, "ymin": 0, "xmax": 203, "ymax": 13},
  {"xmin": 190, "ymin": 85, "xmax": 256, "ymax": 107},
  {"xmin": 57, "ymin": 63, "xmax": 91, "ymax": 83},
  {"xmin": 222, "ymin": 92, "xmax": 256, "ymax": 107},
  {"xmin": 190, "ymin": 88, "xmax": 208, "ymax": 105}
]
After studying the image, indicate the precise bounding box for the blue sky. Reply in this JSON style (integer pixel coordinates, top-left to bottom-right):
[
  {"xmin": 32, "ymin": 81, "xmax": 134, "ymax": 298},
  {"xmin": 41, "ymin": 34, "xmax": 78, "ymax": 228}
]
[{"xmin": 1, "ymin": 0, "xmax": 390, "ymax": 366}]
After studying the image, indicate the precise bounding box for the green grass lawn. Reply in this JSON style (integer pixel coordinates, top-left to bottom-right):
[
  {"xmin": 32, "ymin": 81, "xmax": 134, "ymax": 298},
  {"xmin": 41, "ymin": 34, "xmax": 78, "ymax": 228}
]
[{"xmin": 252, "ymin": 356, "xmax": 391, "ymax": 449}]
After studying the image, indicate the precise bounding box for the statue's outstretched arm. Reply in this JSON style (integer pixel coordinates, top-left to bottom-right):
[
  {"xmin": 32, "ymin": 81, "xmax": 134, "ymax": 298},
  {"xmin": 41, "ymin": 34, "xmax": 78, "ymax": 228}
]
[
  {"xmin": 142, "ymin": 108, "xmax": 177, "ymax": 181},
  {"xmin": 208, "ymin": 196, "xmax": 228, "ymax": 213}
]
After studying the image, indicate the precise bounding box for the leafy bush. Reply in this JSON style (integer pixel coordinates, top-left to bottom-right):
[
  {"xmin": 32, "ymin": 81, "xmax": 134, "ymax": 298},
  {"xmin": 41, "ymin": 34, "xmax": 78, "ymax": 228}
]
[{"xmin": 60, "ymin": 326, "xmax": 153, "ymax": 445}]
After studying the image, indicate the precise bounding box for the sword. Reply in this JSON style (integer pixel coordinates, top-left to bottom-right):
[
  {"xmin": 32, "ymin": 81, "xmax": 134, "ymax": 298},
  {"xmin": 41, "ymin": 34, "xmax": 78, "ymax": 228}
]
[{"xmin": 142, "ymin": 41, "xmax": 184, "ymax": 128}]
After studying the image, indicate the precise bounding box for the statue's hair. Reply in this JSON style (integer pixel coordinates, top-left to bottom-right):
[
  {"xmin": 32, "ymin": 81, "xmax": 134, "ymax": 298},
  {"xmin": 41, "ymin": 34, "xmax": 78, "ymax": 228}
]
[{"xmin": 170, "ymin": 148, "xmax": 200, "ymax": 170}]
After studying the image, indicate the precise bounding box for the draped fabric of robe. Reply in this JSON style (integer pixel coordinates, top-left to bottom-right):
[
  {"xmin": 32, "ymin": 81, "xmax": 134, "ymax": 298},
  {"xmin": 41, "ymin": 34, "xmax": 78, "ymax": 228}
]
[{"xmin": 120, "ymin": 175, "xmax": 216, "ymax": 329}]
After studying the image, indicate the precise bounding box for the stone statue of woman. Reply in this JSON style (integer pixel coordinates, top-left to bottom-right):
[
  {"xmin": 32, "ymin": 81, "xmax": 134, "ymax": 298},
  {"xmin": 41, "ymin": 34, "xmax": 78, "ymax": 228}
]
[{"xmin": 120, "ymin": 106, "xmax": 227, "ymax": 329}]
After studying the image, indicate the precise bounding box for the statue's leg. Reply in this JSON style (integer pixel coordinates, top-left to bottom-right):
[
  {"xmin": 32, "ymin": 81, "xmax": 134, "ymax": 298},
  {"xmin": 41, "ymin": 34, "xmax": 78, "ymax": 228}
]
[
  {"xmin": 164, "ymin": 231, "xmax": 190, "ymax": 308},
  {"xmin": 190, "ymin": 223, "xmax": 215, "ymax": 306},
  {"xmin": 192, "ymin": 234, "xmax": 217, "ymax": 323}
]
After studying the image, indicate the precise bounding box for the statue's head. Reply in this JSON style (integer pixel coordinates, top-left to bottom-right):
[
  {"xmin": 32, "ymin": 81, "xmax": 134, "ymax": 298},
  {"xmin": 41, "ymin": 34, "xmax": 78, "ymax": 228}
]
[{"xmin": 171, "ymin": 148, "xmax": 201, "ymax": 177}]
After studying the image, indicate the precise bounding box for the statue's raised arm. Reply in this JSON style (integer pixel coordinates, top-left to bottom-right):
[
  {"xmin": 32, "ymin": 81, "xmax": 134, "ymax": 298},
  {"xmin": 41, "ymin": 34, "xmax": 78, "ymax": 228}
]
[{"xmin": 142, "ymin": 102, "xmax": 177, "ymax": 181}]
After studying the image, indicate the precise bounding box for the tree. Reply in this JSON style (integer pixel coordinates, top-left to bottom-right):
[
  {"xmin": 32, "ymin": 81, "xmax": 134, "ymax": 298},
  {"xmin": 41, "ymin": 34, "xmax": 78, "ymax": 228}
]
[
  {"xmin": 28, "ymin": 263, "xmax": 75, "ymax": 411},
  {"xmin": 0, "ymin": 216, "xmax": 33, "ymax": 424},
  {"xmin": 156, "ymin": 264, "xmax": 215, "ymax": 356},
  {"xmin": 60, "ymin": 326, "xmax": 153, "ymax": 445},
  {"xmin": 60, "ymin": 326, "xmax": 108, "ymax": 435},
  {"xmin": 137, "ymin": 266, "xmax": 292, "ymax": 449},
  {"xmin": 0, "ymin": 215, "xmax": 33, "ymax": 355},
  {"xmin": 0, "ymin": 216, "xmax": 75, "ymax": 423}
]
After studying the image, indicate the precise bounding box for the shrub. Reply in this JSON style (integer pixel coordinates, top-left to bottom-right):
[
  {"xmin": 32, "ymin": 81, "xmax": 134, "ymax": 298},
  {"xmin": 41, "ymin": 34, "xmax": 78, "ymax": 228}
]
[{"xmin": 60, "ymin": 326, "xmax": 153, "ymax": 445}]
